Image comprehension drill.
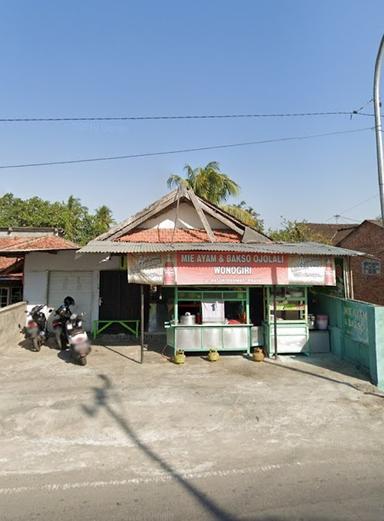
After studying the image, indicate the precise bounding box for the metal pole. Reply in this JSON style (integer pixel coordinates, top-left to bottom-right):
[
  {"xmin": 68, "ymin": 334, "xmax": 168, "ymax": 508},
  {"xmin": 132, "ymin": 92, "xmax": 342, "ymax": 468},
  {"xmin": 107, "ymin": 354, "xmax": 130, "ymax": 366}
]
[
  {"xmin": 140, "ymin": 284, "xmax": 145, "ymax": 364},
  {"xmin": 273, "ymin": 285, "xmax": 278, "ymax": 359},
  {"xmin": 374, "ymin": 34, "xmax": 384, "ymax": 226}
]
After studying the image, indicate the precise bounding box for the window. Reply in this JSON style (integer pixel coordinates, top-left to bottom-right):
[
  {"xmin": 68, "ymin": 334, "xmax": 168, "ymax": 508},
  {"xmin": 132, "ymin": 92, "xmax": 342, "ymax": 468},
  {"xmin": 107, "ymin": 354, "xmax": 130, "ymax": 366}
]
[
  {"xmin": 0, "ymin": 288, "xmax": 9, "ymax": 308},
  {"xmin": 10, "ymin": 287, "xmax": 22, "ymax": 304},
  {"xmin": 362, "ymin": 260, "xmax": 381, "ymax": 276},
  {"xmin": 0, "ymin": 286, "xmax": 22, "ymax": 307}
]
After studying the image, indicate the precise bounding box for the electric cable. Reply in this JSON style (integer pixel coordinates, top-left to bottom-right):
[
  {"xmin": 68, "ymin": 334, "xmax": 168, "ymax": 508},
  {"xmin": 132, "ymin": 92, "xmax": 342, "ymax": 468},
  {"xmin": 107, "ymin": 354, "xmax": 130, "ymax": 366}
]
[
  {"xmin": 0, "ymin": 111, "xmax": 376, "ymax": 123},
  {"xmin": 0, "ymin": 126, "xmax": 374, "ymax": 170},
  {"xmin": 335, "ymin": 215, "xmax": 360, "ymax": 223},
  {"xmin": 325, "ymin": 194, "xmax": 379, "ymax": 222}
]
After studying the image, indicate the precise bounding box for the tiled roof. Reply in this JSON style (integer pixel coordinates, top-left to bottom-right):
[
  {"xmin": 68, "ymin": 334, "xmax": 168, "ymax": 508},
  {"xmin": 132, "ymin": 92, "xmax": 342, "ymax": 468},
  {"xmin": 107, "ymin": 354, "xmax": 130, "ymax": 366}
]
[
  {"xmin": 0, "ymin": 257, "xmax": 20, "ymax": 271},
  {"xmin": 0, "ymin": 235, "xmax": 78, "ymax": 253},
  {"xmin": 95, "ymin": 189, "xmax": 272, "ymax": 244},
  {"xmin": 0, "ymin": 256, "xmax": 23, "ymax": 279},
  {"xmin": 305, "ymin": 223, "xmax": 358, "ymax": 245},
  {"xmin": 118, "ymin": 228, "xmax": 241, "ymax": 243}
]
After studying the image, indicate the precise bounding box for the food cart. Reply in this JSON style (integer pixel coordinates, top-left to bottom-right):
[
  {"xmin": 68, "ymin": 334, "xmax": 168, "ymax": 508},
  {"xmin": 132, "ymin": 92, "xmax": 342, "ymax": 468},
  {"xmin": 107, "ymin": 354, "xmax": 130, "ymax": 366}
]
[
  {"xmin": 264, "ymin": 286, "xmax": 309, "ymax": 355},
  {"xmin": 126, "ymin": 247, "xmax": 351, "ymax": 357},
  {"xmin": 165, "ymin": 287, "xmax": 253, "ymax": 354},
  {"xmin": 78, "ymin": 187, "xmax": 367, "ymax": 363}
]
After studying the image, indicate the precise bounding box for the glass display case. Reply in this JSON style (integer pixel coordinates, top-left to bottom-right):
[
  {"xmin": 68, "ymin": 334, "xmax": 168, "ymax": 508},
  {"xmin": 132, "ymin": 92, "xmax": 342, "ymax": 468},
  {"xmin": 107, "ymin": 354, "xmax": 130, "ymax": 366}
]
[
  {"xmin": 165, "ymin": 287, "xmax": 252, "ymax": 354},
  {"xmin": 264, "ymin": 286, "xmax": 309, "ymax": 355},
  {"xmin": 265, "ymin": 286, "xmax": 307, "ymax": 322}
]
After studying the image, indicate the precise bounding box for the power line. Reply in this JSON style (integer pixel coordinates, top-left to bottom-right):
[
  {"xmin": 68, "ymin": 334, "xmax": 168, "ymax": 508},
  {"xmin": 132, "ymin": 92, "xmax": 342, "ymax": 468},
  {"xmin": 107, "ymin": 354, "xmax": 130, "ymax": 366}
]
[
  {"xmin": 0, "ymin": 111, "xmax": 376, "ymax": 123},
  {"xmin": 325, "ymin": 194, "xmax": 379, "ymax": 222},
  {"xmin": 0, "ymin": 126, "xmax": 373, "ymax": 170},
  {"xmin": 354, "ymin": 97, "xmax": 373, "ymax": 113},
  {"xmin": 336, "ymin": 215, "xmax": 361, "ymax": 223}
]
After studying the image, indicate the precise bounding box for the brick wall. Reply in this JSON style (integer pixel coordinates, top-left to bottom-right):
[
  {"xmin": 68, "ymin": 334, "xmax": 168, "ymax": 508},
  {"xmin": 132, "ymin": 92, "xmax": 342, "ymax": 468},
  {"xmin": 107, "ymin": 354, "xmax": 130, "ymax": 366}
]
[{"xmin": 339, "ymin": 221, "xmax": 384, "ymax": 305}]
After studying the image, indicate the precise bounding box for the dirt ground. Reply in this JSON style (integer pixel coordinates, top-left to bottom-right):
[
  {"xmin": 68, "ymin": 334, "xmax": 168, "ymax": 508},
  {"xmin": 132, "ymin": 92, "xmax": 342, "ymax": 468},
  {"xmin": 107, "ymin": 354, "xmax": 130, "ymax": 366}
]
[{"xmin": 1, "ymin": 340, "xmax": 384, "ymax": 520}]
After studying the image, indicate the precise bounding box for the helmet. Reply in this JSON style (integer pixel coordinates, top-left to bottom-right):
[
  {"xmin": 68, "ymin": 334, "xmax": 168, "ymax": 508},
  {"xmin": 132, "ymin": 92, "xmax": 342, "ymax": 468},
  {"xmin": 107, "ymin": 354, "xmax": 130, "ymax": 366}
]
[{"xmin": 64, "ymin": 296, "xmax": 75, "ymax": 307}]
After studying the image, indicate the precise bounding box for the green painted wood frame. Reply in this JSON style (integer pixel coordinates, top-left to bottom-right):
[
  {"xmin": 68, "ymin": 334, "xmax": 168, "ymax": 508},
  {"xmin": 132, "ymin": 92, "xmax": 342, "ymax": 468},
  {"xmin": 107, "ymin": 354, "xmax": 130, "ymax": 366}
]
[
  {"xmin": 92, "ymin": 319, "xmax": 140, "ymax": 339},
  {"xmin": 169, "ymin": 286, "xmax": 251, "ymax": 354},
  {"xmin": 264, "ymin": 286, "xmax": 309, "ymax": 355}
]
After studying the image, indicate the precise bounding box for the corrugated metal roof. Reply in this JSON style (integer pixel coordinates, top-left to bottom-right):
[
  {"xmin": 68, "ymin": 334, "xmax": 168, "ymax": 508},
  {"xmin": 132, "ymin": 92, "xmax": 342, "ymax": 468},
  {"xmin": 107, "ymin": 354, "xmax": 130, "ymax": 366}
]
[{"xmin": 79, "ymin": 240, "xmax": 367, "ymax": 257}]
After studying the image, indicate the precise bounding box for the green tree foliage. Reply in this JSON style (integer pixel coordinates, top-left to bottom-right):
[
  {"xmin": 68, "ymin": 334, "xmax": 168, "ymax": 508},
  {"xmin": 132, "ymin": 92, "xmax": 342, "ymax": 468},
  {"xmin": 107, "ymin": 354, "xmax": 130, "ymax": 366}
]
[
  {"xmin": 0, "ymin": 193, "xmax": 114, "ymax": 245},
  {"xmin": 269, "ymin": 219, "xmax": 330, "ymax": 243},
  {"xmin": 167, "ymin": 162, "xmax": 240, "ymax": 205},
  {"xmin": 221, "ymin": 201, "xmax": 264, "ymax": 232},
  {"xmin": 92, "ymin": 205, "xmax": 114, "ymax": 238},
  {"xmin": 166, "ymin": 162, "xmax": 267, "ymax": 230}
]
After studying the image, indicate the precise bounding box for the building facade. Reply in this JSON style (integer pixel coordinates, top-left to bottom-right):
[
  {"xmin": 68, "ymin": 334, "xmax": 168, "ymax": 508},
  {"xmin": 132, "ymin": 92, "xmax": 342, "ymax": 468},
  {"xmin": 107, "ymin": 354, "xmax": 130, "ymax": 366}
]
[
  {"xmin": 77, "ymin": 189, "xmax": 361, "ymax": 356},
  {"xmin": 0, "ymin": 227, "xmax": 77, "ymax": 308},
  {"xmin": 307, "ymin": 220, "xmax": 384, "ymax": 306}
]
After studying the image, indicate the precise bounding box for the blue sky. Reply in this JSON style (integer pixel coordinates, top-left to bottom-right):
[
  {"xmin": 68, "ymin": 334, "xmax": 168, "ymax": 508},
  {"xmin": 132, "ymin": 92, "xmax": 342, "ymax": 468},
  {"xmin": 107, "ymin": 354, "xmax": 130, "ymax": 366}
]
[{"xmin": 0, "ymin": 0, "xmax": 383, "ymax": 229}]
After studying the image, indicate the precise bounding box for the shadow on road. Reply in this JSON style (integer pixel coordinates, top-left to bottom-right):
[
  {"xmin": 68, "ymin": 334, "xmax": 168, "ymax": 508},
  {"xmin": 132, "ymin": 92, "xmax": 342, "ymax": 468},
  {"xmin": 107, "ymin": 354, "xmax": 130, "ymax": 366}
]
[
  {"xmin": 18, "ymin": 338, "xmax": 36, "ymax": 351},
  {"xmin": 81, "ymin": 373, "xmax": 242, "ymax": 521},
  {"xmin": 18, "ymin": 334, "xmax": 61, "ymax": 352},
  {"xmin": 101, "ymin": 344, "xmax": 141, "ymax": 364},
  {"xmin": 57, "ymin": 349, "xmax": 73, "ymax": 364},
  {"xmin": 81, "ymin": 374, "xmax": 367, "ymax": 521},
  {"xmin": 264, "ymin": 359, "xmax": 384, "ymax": 398}
]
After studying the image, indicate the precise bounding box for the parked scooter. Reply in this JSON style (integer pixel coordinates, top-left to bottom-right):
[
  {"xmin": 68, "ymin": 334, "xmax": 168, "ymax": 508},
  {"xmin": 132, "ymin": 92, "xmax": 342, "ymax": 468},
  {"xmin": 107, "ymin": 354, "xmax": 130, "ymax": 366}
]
[
  {"xmin": 52, "ymin": 296, "xmax": 74, "ymax": 350},
  {"xmin": 65, "ymin": 312, "xmax": 91, "ymax": 366},
  {"xmin": 25, "ymin": 305, "xmax": 52, "ymax": 351},
  {"xmin": 53, "ymin": 296, "xmax": 91, "ymax": 365}
]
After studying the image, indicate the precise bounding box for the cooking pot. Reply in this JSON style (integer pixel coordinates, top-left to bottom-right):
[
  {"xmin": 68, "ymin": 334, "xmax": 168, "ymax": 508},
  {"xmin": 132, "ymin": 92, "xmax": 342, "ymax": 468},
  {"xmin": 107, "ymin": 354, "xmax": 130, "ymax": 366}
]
[{"xmin": 180, "ymin": 312, "xmax": 196, "ymax": 326}]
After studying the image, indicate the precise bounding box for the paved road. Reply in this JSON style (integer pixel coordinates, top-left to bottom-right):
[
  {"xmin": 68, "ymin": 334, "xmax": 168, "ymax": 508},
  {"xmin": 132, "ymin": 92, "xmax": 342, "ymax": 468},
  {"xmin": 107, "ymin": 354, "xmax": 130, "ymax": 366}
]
[
  {"xmin": 1, "ymin": 343, "xmax": 384, "ymax": 520},
  {"xmin": 2, "ymin": 454, "xmax": 384, "ymax": 520}
]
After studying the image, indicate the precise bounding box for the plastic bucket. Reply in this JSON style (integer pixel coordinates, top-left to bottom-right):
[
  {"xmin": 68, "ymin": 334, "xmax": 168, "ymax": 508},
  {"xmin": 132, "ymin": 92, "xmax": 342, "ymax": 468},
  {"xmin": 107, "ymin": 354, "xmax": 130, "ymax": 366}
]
[{"xmin": 316, "ymin": 314, "xmax": 328, "ymax": 330}]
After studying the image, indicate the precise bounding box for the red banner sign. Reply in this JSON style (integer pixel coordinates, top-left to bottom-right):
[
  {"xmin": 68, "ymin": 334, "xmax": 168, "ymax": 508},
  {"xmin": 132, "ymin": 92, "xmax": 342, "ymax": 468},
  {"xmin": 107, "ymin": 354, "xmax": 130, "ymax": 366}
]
[
  {"xmin": 127, "ymin": 252, "xmax": 336, "ymax": 286},
  {"xmin": 176, "ymin": 252, "xmax": 289, "ymax": 285}
]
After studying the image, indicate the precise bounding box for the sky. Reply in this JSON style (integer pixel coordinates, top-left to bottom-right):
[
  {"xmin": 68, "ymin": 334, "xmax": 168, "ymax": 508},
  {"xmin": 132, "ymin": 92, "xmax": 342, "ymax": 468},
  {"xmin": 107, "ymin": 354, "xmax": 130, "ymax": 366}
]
[{"xmin": 0, "ymin": 0, "xmax": 383, "ymax": 229}]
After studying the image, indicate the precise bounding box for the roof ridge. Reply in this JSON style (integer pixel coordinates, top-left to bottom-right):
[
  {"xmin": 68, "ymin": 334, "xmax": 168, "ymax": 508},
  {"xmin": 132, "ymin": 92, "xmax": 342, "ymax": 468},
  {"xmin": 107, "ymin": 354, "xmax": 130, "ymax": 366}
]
[{"xmin": 95, "ymin": 190, "xmax": 180, "ymax": 241}]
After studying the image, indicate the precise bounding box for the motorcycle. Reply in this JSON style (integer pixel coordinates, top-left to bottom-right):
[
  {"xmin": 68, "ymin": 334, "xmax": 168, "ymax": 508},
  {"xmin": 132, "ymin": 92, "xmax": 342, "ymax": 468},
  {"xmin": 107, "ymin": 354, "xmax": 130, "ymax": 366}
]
[
  {"xmin": 53, "ymin": 296, "xmax": 91, "ymax": 365},
  {"xmin": 52, "ymin": 297, "xmax": 73, "ymax": 351},
  {"xmin": 65, "ymin": 312, "xmax": 91, "ymax": 366},
  {"xmin": 25, "ymin": 305, "xmax": 52, "ymax": 351}
]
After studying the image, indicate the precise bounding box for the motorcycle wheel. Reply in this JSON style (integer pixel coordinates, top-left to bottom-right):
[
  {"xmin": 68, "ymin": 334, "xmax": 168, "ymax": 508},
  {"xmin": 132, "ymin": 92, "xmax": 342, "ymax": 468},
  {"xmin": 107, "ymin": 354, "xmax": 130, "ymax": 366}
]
[
  {"xmin": 32, "ymin": 337, "xmax": 41, "ymax": 352},
  {"xmin": 78, "ymin": 357, "xmax": 87, "ymax": 366},
  {"xmin": 55, "ymin": 332, "xmax": 62, "ymax": 350}
]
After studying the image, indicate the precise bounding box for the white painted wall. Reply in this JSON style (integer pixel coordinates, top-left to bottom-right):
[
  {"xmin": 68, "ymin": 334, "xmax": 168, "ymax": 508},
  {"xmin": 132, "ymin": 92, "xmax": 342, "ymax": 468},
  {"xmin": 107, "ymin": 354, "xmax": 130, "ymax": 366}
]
[
  {"xmin": 143, "ymin": 202, "xmax": 227, "ymax": 230},
  {"xmin": 24, "ymin": 251, "xmax": 120, "ymax": 326}
]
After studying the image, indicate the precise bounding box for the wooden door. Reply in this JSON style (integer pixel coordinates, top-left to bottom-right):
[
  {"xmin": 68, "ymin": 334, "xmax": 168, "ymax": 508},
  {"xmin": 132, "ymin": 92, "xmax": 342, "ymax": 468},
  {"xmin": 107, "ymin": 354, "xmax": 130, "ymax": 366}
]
[{"xmin": 99, "ymin": 271, "xmax": 149, "ymax": 329}]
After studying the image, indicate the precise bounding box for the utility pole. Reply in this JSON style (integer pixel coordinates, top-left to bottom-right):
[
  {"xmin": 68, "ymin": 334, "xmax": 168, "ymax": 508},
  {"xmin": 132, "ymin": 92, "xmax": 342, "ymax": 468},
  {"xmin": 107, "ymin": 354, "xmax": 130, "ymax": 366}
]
[{"xmin": 374, "ymin": 34, "xmax": 384, "ymax": 225}]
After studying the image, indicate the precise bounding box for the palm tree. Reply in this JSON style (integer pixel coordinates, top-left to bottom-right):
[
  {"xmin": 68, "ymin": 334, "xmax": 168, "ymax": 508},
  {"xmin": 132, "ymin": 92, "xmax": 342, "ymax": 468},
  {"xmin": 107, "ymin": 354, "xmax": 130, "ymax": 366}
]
[
  {"xmin": 167, "ymin": 162, "xmax": 240, "ymax": 205},
  {"xmin": 93, "ymin": 205, "xmax": 114, "ymax": 236},
  {"xmin": 64, "ymin": 195, "xmax": 85, "ymax": 242}
]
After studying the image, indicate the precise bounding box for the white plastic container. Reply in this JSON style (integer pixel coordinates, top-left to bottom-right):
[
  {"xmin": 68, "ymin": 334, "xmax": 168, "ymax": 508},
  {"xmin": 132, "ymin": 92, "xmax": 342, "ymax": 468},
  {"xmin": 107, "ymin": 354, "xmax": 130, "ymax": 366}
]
[
  {"xmin": 180, "ymin": 313, "xmax": 196, "ymax": 326},
  {"xmin": 316, "ymin": 314, "xmax": 328, "ymax": 330},
  {"xmin": 308, "ymin": 314, "xmax": 316, "ymax": 330}
]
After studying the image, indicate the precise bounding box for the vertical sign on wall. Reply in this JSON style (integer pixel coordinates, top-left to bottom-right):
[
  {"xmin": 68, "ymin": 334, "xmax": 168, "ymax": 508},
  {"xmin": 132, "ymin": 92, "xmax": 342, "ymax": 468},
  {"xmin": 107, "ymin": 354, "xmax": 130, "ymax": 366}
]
[{"xmin": 343, "ymin": 300, "xmax": 369, "ymax": 345}]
